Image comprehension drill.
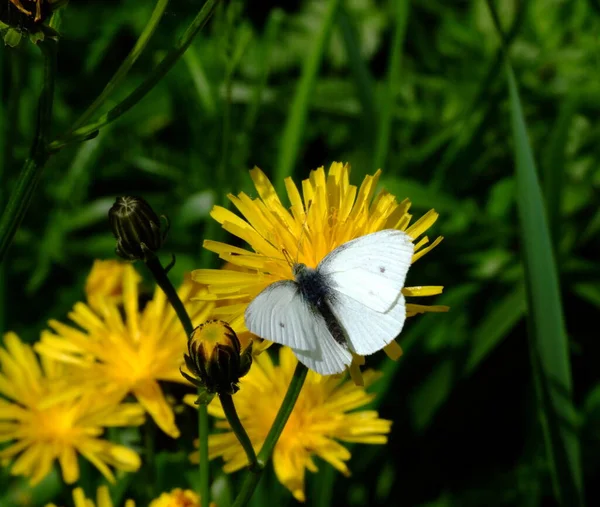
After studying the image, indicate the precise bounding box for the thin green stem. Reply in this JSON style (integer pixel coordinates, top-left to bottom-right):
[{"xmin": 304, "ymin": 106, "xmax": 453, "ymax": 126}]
[
  {"xmin": 0, "ymin": 38, "xmax": 57, "ymax": 263},
  {"xmin": 48, "ymin": 0, "xmax": 220, "ymax": 152},
  {"xmin": 144, "ymin": 255, "xmax": 194, "ymax": 337},
  {"xmin": 232, "ymin": 362, "xmax": 308, "ymax": 507},
  {"xmin": 144, "ymin": 418, "xmax": 157, "ymax": 498},
  {"xmin": 219, "ymin": 394, "xmax": 258, "ymax": 471},
  {"xmin": 198, "ymin": 402, "xmax": 210, "ymax": 504},
  {"xmin": 143, "ymin": 255, "xmax": 210, "ymax": 504},
  {"xmin": 69, "ymin": 0, "xmax": 170, "ymax": 131}
]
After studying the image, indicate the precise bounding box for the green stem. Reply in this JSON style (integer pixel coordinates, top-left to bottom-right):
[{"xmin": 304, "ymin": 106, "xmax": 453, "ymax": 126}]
[
  {"xmin": 144, "ymin": 418, "xmax": 157, "ymax": 498},
  {"xmin": 143, "ymin": 255, "xmax": 210, "ymax": 504},
  {"xmin": 0, "ymin": 38, "xmax": 57, "ymax": 263},
  {"xmin": 232, "ymin": 363, "xmax": 308, "ymax": 507},
  {"xmin": 68, "ymin": 0, "xmax": 171, "ymax": 132},
  {"xmin": 144, "ymin": 255, "xmax": 194, "ymax": 336},
  {"xmin": 198, "ymin": 401, "xmax": 210, "ymax": 504},
  {"xmin": 219, "ymin": 394, "xmax": 258, "ymax": 471},
  {"xmin": 48, "ymin": 0, "xmax": 220, "ymax": 152}
]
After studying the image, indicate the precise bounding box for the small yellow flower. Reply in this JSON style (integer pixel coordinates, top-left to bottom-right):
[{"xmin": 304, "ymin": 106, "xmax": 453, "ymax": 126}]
[
  {"xmin": 35, "ymin": 264, "xmax": 215, "ymax": 438},
  {"xmin": 0, "ymin": 333, "xmax": 143, "ymax": 485},
  {"xmin": 149, "ymin": 488, "xmax": 202, "ymax": 507},
  {"xmin": 192, "ymin": 163, "xmax": 448, "ymax": 382},
  {"xmin": 187, "ymin": 347, "xmax": 391, "ymax": 502},
  {"xmin": 46, "ymin": 486, "xmax": 135, "ymax": 507}
]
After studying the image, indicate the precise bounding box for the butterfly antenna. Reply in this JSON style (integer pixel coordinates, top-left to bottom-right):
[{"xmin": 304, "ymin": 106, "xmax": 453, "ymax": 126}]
[{"xmin": 282, "ymin": 248, "xmax": 294, "ymax": 267}]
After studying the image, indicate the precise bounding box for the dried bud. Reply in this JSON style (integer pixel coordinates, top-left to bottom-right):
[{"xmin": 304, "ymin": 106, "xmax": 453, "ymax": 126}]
[
  {"xmin": 181, "ymin": 320, "xmax": 253, "ymax": 404},
  {"xmin": 0, "ymin": 0, "xmax": 64, "ymax": 47},
  {"xmin": 108, "ymin": 196, "xmax": 168, "ymax": 261}
]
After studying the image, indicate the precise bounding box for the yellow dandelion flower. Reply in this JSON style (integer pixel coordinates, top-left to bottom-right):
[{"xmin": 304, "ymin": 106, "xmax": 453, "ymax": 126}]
[
  {"xmin": 192, "ymin": 163, "xmax": 448, "ymax": 381},
  {"xmin": 186, "ymin": 347, "xmax": 391, "ymax": 502},
  {"xmin": 85, "ymin": 259, "xmax": 141, "ymax": 311},
  {"xmin": 0, "ymin": 333, "xmax": 143, "ymax": 486},
  {"xmin": 35, "ymin": 264, "xmax": 216, "ymax": 438},
  {"xmin": 46, "ymin": 486, "xmax": 135, "ymax": 507}
]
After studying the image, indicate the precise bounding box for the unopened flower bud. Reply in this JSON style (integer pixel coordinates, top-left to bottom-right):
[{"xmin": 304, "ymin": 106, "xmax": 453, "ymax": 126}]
[
  {"xmin": 181, "ymin": 320, "xmax": 253, "ymax": 404},
  {"xmin": 108, "ymin": 196, "xmax": 168, "ymax": 261}
]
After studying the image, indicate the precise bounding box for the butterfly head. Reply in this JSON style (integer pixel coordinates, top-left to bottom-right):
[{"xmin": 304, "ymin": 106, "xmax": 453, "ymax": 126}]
[{"xmin": 292, "ymin": 262, "xmax": 308, "ymax": 278}]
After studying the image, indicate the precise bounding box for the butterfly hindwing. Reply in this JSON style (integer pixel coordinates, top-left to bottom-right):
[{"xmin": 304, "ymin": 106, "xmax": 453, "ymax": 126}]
[
  {"xmin": 328, "ymin": 290, "xmax": 406, "ymax": 356},
  {"xmin": 245, "ymin": 281, "xmax": 353, "ymax": 374},
  {"xmin": 292, "ymin": 329, "xmax": 353, "ymax": 375},
  {"xmin": 318, "ymin": 229, "xmax": 414, "ymax": 313}
]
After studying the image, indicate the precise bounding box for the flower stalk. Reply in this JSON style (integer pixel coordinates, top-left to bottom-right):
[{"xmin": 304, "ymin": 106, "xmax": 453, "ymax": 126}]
[
  {"xmin": 0, "ymin": 0, "xmax": 220, "ymax": 265},
  {"xmin": 143, "ymin": 254, "xmax": 210, "ymax": 505},
  {"xmin": 232, "ymin": 362, "xmax": 308, "ymax": 507},
  {"xmin": 48, "ymin": 0, "xmax": 220, "ymax": 152},
  {"xmin": 219, "ymin": 394, "xmax": 258, "ymax": 471},
  {"xmin": 0, "ymin": 37, "xmax": 56, "ymax": 263}
]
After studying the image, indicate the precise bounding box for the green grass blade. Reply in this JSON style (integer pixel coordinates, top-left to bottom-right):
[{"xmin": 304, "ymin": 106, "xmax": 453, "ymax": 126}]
[
  {"xmin": 69, "ymin": 0, "xmax": 171, "ymax": 131},
  {"xmin": 506, "ymin": 63, "xmax": 584, "ymax": 506},
  {"xmin": 372, "ymin": 0, "xmax": 410, "ymax": 171},
  {"xmin": 541, "ymin": 96, "xmax": 577, "ymax": 248},
  {"xmin": 275, "ymin": 0, "xmax": 342, "ymax": 188}
]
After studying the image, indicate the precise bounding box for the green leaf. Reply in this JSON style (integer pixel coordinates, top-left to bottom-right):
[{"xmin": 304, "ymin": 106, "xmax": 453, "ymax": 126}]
[{"xmin": 506, "ymin": 63, "xmax": 584, "ymax": 506}]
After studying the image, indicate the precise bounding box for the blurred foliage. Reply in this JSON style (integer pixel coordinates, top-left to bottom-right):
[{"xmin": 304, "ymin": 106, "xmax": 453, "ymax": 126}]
[{"xmin": 1, "ymin": 0, "xmax": 600, "ymax": 505}]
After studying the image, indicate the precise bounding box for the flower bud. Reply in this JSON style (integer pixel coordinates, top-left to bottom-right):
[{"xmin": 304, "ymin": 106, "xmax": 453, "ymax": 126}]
[
  {"xmin": 181, "ymin": 320, "xmax": 253, "ymax": 403},
  {"xmin": 0, "ymin": 0, "xmax": 64, "ymax": 47},
  {"xmin": 108, "ymin": 196, "xmax": 168, "ymax": 261}
]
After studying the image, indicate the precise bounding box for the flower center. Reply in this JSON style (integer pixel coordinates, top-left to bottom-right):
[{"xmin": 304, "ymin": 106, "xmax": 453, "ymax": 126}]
[{"xmin": 34, "ymin": 405, "xmax": 77, "ymax": 444}]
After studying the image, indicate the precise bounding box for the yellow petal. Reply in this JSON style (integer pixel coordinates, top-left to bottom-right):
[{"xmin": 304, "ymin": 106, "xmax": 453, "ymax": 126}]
[
  {"xmin": 133, "ymin": 380, "xmax": 180, "ymax": 438},
  {"xmin": 402, "ymin": 286, "xmax": 444, "ymax": 297}
]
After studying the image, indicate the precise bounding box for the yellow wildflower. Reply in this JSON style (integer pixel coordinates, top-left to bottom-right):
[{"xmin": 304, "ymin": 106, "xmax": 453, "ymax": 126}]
[
  {"xmin": 187, "ymin": 347, "xmax": 391, "ymax": 502},
  {"xmin": 192, "ymin": 163, "xmax": 448, "ymax": 382},
  {"xmin": 0, "ymin": 333, "xmax": 143, "ymax": 485},
  {"xmin": 35, "ymin": 264, "xmax": 214, "ymax": 438}
]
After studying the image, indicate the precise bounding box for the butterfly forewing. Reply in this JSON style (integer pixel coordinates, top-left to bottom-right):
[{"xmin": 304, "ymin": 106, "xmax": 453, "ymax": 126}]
[
  {"xmin": 318, "ymin": 229, "xmax": 414, "ymax": 313},
  {"xmin": 245, "ymin": 281, "xmax": 315, "ymax": 351}
]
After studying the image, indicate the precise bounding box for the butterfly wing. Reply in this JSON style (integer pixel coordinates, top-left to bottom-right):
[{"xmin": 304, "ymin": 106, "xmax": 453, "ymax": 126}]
[
  {"xmin": 245, "ymin": 281, "xmax": 314, "ymax": 351},
  {"xmin": 292, "ymin": 322, "xmax": 353, "ymax": 375},
  {"xmin": 318, "ymin": 229, "xmax": 414, "ymax": 313},
  {"xmin": 318, "ymin": 229, "xmax": 414, "ymax": 356},
  {"xmin": 245, "ymin": 281, "xmax": 352, "ymax": 374},
  {"xmin": 328, "ymin": 290, "xmax": 406, "ymax": 356}
]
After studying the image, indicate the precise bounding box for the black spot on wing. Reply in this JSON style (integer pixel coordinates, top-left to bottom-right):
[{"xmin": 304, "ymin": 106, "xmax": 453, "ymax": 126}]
[{"xmin": 379, "ymin": 266, "xmax": 386, "ymax": 273}]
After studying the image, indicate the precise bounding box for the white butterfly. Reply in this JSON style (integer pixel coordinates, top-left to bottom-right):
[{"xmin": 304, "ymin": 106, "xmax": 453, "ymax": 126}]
[{"xmin": 244, "ymin": 229, "xmax": 414, "ymax": 375}]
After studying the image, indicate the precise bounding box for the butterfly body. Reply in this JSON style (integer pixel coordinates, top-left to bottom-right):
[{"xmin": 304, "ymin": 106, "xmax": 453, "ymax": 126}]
[
  {"xmin": 293, "ymin": 263, "xmax": 346, "ymax": 345},
  {"xmin": 245, "ymin": 229, "xmax": 415, "ymax": 375}
]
